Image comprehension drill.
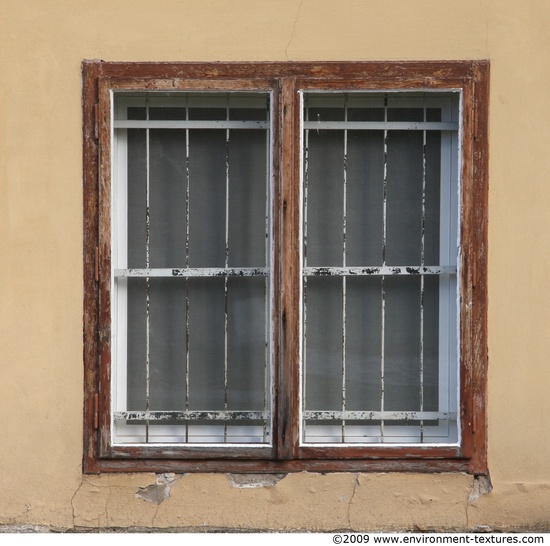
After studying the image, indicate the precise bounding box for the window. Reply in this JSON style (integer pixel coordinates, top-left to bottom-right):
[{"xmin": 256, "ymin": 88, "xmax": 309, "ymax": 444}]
[{"xmin": 83, "ymin": 61, "xmax": 488, "ymax": 473}]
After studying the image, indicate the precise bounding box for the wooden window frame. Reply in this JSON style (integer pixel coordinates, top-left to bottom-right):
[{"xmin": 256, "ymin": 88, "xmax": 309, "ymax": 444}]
[{"xmin": 83, "ymin": 60, "xmax": 489, "ymax": 474}]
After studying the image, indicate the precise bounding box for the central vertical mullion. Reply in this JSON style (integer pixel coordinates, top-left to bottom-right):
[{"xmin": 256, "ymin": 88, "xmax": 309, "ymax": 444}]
[
  {"xmin": 224, "ymin": 100, "xmax": 230, "ymax": 443},
  {"xmin": 278, "ymin": 77, "xmax": 300, "ymax": 459},
  {"xmin": 380, "ymin": 97, "xmax": 388, "ymax": 443},
  {"xmin": 145, "ymin": 97, "xmax": 151, "ymax": 443},
  {"xmin": 341, "ymin": 98, "xmax": 348, "ymax": 443}
]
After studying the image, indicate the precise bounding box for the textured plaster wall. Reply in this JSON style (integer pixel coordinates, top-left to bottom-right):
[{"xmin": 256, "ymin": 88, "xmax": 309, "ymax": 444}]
[{"xmin": 1, "ymin": 0, "xmax": 550, "ymax": 531}]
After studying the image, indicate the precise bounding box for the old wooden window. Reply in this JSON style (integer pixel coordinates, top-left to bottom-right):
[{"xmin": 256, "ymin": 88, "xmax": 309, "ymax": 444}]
[{"xmin": 83, "ymin": 61, "xmax": 489, "ymax": 473}]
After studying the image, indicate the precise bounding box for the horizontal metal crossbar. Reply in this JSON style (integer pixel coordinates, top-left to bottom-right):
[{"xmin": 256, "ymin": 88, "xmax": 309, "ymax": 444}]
[
  {"xmin": 303, "ymin": 411, "xmax": 457, "ymax": 421},
  {"xmin": 115, "ymin": 410, "xmax": 269, "ymax": 421},
  {"xmin": 114, "ymin": 410, "xmax": 454, "ymax": 422},
  {"xmin": 302, "ymin": 266, "xmax": 457, "ymax": 277},
  {"xmin": 115, "ymin": 267, "xmax": 269, "ymax": 278},
  {"xmin": 114, "ymin": 120, "xmax": 269, "ymax": 130},
  {"xmin": 303, "ymin": 121, "xmax": 458, "ymax": 131}
]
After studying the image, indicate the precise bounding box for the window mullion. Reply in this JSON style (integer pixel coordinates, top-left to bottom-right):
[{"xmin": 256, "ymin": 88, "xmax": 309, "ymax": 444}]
[{"xmin": 277, "ymin": 77, "xmax": 301, "ymax": 459}]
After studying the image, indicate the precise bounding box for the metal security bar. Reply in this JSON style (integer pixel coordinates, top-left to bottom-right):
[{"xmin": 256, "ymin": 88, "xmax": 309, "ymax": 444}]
[
  {"xmin": 301, "ymin": 93, "xmax": 459, "ymax": 445},
  {"xmin": 302, "ymin": 266, "xmax": 456, "ymax": 276},
  {"xmin": 114, "ymin": 120, "xmax": 269, "ymax": 129},
  {"xmin": 303, "ymin": 410, "xmax": 456, "ymax": 421},
  {"xmin": 113, "ymin": 93, "xmax": 272, "ymax": 445},
  {"xmin": 115, "ymin": 268, "xmax": 269, "ymax": 277},
  {"xmin": 115, "ymin": 410, "xmax": 269, "ymax": 421}
]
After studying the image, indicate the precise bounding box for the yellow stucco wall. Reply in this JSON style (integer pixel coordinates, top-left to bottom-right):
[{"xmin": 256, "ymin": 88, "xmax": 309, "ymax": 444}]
[{"xmin": 1, "ymin": 0, "xmax": 550, "ymax": 531}]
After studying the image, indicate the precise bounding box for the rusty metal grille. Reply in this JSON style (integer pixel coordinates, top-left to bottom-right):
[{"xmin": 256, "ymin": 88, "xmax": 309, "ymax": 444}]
[
  {"xmin": 301, "ymin": 93, "xmax": 459, "ymax": 445},
  {"xmin": 112, "ymin": 93, "xmax": 272, "ymax": 445}
]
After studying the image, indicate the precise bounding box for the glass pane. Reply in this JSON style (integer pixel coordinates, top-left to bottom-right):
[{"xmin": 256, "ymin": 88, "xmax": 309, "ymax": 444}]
[
  {"xmin": 188, "ymin": 129, "xmax": 226, "ymax": 268},
  {"xmin": 424, "ymin": 131, "xmax": 441, "ymax": 265},
  {"xmin": 305, "ymin": 130, "xmax": 344, "ymax": 266},
  {"xmin": 383, "ymin": 275, "xmax": 422, "ymax": 412},
  {"xmin": 423, "ymin": 275, "xmax": 440, "ymax": 412},
  {"xmin": 228, "ymin": 130, "xmax": 268, "ymax": 267},
  {"xmin": 127, "ymin": 129, "xmax": 147, "ymax": 269},
  {"xmin": 346, "ymin": 130, "xmax": 385, "ymax": 266},
  {"xmin": 304, "ymin": 276, "xmax": 343, "ymax": 411},
  {"xmin": 227, "ymin": 277, "xmax": 268, "ymax": 410},
  {"xmin": 127, "ymin": 278, "xmax": 187, "ymax": 411},
  {"xmin": 188, "ymin": 278, "xmax": 225, "ymax": 410},
  {"xmin": 385, "ymin": 130, "xmax": 424, "ymax": 265},
  {"xmin": 345, "ymin": 276, "xmax": 382, "ymax": 411},
  {"xmin": 149, "ymin": 129, "xmax": 187, "ymax": 268}
]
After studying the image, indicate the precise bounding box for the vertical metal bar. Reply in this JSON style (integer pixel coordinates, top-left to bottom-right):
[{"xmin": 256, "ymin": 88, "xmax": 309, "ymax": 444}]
[
  {"xmin": 302, "ymin": 99, "xmax": 309, "ymax": 442},
  {"xmin": 224, "ymin": 99, "xmax": 230, "ymax": 442},
  {"xmin": 185, "ymin": 98, "xmax": 190, "ymax": 443},
  {"xmin": 419, "ymin": 98, "xmax": 427, "ymax": 442},
  {"xmin": 380, "ymin": 96, "xmax": 388, "ymax": 442},
  {"xmin": 264, "ymin": 98, "xmax": 270, "ymax": 443},
  {"xmin": 145, "ymin": 97, "xmax": 151, "ymax": 443},
  {"xmin": 341, "ymin": 98, "xmax": 348, "ymax": 443}
]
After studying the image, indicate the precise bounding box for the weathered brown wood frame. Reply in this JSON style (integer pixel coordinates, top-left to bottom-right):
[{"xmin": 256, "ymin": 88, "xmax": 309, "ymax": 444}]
[{"xmin": 83, "ymin": 60, "xmax": 489, "ymax": 474}]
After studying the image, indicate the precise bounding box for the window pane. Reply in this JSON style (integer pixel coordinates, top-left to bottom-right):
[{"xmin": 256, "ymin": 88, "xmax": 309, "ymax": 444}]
[
  {"xmin": 114, "ymin": 93, "xmax": 271, "ymax": 445},
  {"xmin": 127, "ymin": 128, "xmax": 147, "ymax": 269},
  {"xmin": 188, "ymin": 277, "xmax": 226, "ymax": 410},
  {"xmin": 301, "ymin": 92, "xmax": 458, "ymax": 444},
  {"xmin": 127, "ymin": 278, "xmax": 187, "ymax": 411},
  {"xmin": 189, "ymin": 129, "xmax": 226, "ymax": 268},
  {"xmin": 228, "ymin": 130, "xmax": 268, "ymax": 267},
  {"xmin": 149, "ymin": 129, "xmax": 187, "ymax": 268},
  {"xmin": 345, "ymin": 276, "xmax": 382, "ymax": 412},
  {"xmin": 304, "ymin": 276, "xmax": 343, "ymax": 412},
  {"xmin": 346, "ymin": 130, "xmax": 385, "ymax": 266},
  {"xmin": 227, "ymin": 277, "xmax": 268, "ymax": 410},
  {"xmin": 383, "ymin": 275, "xmax": 422, "ymax": 412},
  {"xmin": 385, "ymin": 130, "xmax": 423, "ymax": 265},
  {"xmin": 305, "ymin": 130, "xmax": 344, "ymax": 267}
]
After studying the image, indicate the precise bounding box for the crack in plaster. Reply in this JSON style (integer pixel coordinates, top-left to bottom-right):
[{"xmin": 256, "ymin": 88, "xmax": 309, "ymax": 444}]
[
  {"xmin": 347, "ymin": 473, "xmax": 360, "ymax": 530},
  {"xmin": 105, "ymin": 478, "xmax": 112, "ymax": 527},
  {"xmin": 70, "ymin": 473, "xmax": 84, "ymax": 529},
  {"xmin": 285, "ymin": 0, "xmax": 305, "ymax": 60},
  {"xmin": 151, "ymin": 502, "xmax": 161, "ymax": 527},
  {"xmin": 466, "ymin": 474, "xmax": 493, "ymax": 530}
]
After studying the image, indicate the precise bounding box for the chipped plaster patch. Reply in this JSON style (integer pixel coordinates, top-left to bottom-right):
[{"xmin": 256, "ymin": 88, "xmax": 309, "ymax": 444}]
[
  {"xmin": 227, "ymin": 473, "xmax": 287, "ymax": 489},
  {"xmin": 469, "ymin": 474, "xmax": 493, "ymax": 502},
  {"xmin": 136, "ymin": 473, "xmax": 182, "ymax": 505}
]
